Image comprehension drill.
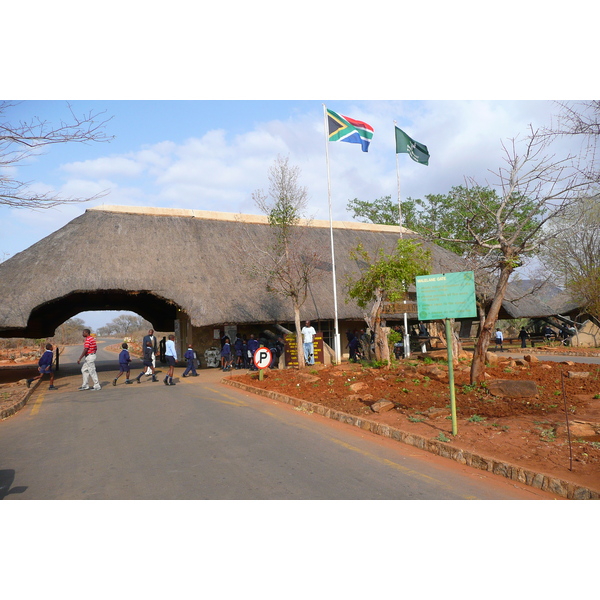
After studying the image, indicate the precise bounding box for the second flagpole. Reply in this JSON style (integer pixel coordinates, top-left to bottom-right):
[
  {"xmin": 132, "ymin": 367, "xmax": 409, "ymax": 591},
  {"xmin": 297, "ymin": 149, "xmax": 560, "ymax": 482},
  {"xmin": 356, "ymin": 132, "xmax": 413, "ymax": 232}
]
[{"xmin": 395, "ymin": 120, "xmax": 410, "ymax": 358}]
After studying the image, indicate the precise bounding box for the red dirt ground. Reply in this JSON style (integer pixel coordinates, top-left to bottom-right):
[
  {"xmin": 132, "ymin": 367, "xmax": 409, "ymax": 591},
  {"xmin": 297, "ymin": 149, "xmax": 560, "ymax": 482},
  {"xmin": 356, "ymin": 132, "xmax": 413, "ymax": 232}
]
[{"xmin": 229, "ymin": 352, "xmax": 600, "ymax": 492}]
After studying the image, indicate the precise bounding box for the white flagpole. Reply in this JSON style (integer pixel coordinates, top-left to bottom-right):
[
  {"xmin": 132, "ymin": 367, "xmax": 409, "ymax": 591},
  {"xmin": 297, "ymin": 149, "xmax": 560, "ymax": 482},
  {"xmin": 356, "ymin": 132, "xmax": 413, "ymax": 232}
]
[
  {"xmin": 323, "ymin": 104, "xmax": 341, "ymax": 363},
  {"xmin": 395, "ymin": 121, "xmax": 410, "ymax": 358}
]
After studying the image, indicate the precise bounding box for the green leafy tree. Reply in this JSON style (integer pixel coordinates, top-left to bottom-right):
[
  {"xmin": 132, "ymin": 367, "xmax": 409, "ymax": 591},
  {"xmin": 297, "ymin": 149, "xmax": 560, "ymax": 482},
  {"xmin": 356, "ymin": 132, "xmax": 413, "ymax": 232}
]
[{"xmin": 345, "ymin": 239, "xmax": 431, "ymax": 365}]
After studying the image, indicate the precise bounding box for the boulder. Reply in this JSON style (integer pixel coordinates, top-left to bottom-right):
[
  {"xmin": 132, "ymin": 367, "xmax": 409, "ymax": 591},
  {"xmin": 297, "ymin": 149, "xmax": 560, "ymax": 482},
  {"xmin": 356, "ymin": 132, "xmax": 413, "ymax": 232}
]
[
  {"xmin": 487, "ymin": 379, "xmax": 538, "ymax": 398},
  {"xmin": 346, "ymin": 394, "xmax": 374, "ymax": 402},
  {"xmin": 297, "ymin": 373, "xmax": 319, "ymax": 383},
  {"xmin": 426, "ymin": 350, "xmax": 449, "ymax": 360},
  {"xmin": 556, "ymin": 421, "xmax": 597, "ymax": 438},
  {"xmin": 371, "ymin": 399, "xmax": 396, "ymax": 413},
  {"xmin": 349, "ymin": 381, "xmax": 368, "ymax": 392},
  {"xmin": 566, "ymin": 371, "xmax": 590, "ymax": 379},
  {"xmin": 523, "ymin": 354, "xmax": 539, "ymax": 364},
  {"xmin": 485, "ymin": 351, "xmax": 499, "ymax": 366}
]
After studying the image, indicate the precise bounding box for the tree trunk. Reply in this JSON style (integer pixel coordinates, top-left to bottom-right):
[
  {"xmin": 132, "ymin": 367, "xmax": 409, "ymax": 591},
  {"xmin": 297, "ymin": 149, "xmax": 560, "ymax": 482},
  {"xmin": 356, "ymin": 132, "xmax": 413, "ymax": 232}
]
[
  {"xmin": 470, "ymin": 265, "xmax": 514, "ymax": 383},
  {"xmin": 293, "ymin": 301, "xmax": 305, "ymax": 369},
  {"xmin": 436, "ymin": 319, "xmax": 462, "ymax": 366},
  {"xmin": 369, "ymin": 288, "xmax": 391, "ymax": 366}
]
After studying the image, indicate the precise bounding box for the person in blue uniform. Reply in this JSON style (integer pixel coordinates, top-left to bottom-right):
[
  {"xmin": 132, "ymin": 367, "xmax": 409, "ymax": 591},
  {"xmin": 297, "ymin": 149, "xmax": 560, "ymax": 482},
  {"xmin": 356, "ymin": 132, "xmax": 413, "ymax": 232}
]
[
  {"xmin": 27, "ymin": 343, "xmax": 57, "ymax": 390},
  {"xmin": 113, "ymin": 342, "xmax": 132, "ymax": 385},
  {"xmin": 182, "ymin": 344, "xmax": 199, "ymax": 377}
]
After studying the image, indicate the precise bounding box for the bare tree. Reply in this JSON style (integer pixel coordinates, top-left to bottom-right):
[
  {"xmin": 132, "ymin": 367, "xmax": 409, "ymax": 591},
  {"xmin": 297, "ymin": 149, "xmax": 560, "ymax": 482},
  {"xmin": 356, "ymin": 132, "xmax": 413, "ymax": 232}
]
[
  {"xmin": 540, "ymin": 194, "xmax": 600, "ymax": 322},
  {"xmin": 427, "ymin": 128, "xmax": 595, "ymax": 382},
  {"xmin": 0, "ymin": 101, "xmax": 113, "ymax": 208},
  {"xmin": 242, "ymin": 155, "xmax": 323, "ymax": 368}
]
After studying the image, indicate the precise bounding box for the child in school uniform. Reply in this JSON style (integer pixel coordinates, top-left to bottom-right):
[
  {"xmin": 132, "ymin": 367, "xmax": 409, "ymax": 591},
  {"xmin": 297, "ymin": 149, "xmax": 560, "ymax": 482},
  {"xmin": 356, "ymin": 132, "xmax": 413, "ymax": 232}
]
[
  {"xmin": 26, "ymin": 343, "xmax": 57, "ymax": 390},
  {"xmin": 130, "ymin": 341, "xmax": 159, "ymax": 383},
  {"xmin": 221, "ymin": 337, "xmax": 232, "ymax": 371},
  {"xmin": 113, "ymin": 342, "xmax": 132, "ymax": 385}
]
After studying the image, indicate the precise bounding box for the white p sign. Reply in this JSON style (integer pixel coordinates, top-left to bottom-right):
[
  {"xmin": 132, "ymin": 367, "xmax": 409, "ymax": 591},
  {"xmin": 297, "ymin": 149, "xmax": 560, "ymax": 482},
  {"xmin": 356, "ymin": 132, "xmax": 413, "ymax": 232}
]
[{"xmin": 253, "ymin": 347, "xmax": 272, "ymax": 370}]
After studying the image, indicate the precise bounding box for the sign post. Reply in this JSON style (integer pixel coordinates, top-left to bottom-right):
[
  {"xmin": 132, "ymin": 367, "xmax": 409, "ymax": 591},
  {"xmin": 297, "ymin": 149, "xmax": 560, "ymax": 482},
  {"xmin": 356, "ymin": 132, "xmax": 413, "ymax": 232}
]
[
  {"xmin": 253, "ymin": 347, "xmax": 272, "ymax": 381},
  {"xmin": 415, "ymin": 271, "xmax": 477, "ymax": 435}
]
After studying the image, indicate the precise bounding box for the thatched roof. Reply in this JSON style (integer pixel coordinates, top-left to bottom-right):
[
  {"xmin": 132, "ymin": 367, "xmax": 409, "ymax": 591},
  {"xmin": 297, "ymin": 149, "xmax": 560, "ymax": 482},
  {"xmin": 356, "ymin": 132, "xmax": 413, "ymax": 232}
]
[
  {"xmin": 499, "ymin": 279, "xmax": 581, "ymax": 320},
  {"xmin": 0, "ymin": 205, "xmax": 468, "ymax": 337}
]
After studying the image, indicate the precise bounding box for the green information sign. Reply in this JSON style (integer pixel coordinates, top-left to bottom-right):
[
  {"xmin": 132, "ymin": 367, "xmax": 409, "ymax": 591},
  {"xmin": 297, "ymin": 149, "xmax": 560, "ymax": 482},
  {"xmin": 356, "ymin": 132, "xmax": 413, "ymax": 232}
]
[{"xmin": 416, "ymin": 271, "xmax": 477, "ymax": 320}]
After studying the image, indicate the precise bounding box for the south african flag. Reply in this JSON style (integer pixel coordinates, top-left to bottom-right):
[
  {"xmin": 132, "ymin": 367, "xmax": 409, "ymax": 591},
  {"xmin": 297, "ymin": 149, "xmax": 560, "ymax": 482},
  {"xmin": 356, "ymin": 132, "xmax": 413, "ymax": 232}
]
[{"xmin": 327, "ymin": 108, "xmax": 374, "ymax": 152}]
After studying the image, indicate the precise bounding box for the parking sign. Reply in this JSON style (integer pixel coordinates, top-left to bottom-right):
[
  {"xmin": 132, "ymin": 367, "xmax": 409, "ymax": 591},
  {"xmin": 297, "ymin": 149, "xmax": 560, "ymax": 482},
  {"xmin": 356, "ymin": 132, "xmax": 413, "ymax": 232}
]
[{"xmin": 253, "ymin": 347, "xmax": 272, "ymax": 370}]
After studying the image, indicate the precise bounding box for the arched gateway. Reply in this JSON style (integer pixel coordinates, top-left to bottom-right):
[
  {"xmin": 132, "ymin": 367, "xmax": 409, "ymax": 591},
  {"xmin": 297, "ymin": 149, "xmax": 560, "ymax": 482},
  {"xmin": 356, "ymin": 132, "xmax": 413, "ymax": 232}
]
[{"xmin": 0, "ymin": 205, "xmax": 499, "ymax": 357}]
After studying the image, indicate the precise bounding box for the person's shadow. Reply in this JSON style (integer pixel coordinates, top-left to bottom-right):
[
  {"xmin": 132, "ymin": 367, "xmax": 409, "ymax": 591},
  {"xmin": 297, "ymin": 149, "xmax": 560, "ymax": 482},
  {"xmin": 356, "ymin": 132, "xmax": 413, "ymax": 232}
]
[{"xmin": 0, "ymin": 469, "xmax": 28, "ymax": 499}]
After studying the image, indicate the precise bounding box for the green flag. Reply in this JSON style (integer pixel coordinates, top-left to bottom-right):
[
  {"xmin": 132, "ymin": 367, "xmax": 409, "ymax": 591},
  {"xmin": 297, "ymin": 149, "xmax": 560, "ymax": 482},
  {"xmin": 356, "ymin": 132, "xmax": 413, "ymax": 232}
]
[{"xmin": 395, "ymin": 126, "xmax": 429, "ymax": 165}]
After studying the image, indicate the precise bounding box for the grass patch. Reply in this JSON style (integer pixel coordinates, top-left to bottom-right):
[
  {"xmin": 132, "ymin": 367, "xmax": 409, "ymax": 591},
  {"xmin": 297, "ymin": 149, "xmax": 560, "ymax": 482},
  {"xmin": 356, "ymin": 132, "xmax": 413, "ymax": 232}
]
[{"xmin": 467, "ymin": 414, "xmax": 486, "ymax": 423}]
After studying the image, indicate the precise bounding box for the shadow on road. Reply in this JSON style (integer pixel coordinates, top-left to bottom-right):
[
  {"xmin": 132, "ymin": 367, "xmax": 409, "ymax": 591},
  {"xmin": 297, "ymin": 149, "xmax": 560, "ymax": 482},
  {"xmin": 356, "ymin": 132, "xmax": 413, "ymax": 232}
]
[{"xmin": 0, "ymin": 469, "xmax": 28, "ymax": 499}]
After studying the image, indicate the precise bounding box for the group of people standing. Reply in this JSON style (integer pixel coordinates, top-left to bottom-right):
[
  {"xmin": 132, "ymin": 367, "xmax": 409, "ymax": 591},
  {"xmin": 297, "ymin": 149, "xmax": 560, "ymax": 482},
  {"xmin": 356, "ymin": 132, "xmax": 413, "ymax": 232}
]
[{"xmin": 221, "ymin": 332, "xmax": 284, "ymax": 371}]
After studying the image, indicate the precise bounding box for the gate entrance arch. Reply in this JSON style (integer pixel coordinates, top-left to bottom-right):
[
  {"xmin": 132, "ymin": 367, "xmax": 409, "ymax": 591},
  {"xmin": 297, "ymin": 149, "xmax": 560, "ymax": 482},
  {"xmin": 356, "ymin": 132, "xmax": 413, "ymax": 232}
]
[{"xmin": 3, "ymin": 289, "xmax": 180, "ymax": 338}]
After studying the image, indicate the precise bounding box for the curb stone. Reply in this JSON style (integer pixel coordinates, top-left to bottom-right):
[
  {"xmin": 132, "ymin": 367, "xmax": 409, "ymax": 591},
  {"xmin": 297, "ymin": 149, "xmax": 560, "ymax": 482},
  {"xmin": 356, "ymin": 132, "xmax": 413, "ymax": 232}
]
[
  {"xmin": 0, "ymin": 379, "xmax": 39, "ymax": 420},
  {"xmin": 223, "ymin": 378, "xmax": 600, "ymax": 500}
]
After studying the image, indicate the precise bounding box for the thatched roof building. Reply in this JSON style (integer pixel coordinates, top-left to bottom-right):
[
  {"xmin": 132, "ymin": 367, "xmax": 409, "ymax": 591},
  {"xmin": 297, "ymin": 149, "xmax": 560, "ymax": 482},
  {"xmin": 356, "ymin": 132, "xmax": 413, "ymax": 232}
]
[
  {"xmin": 0, "ymin": 205, "xmax": 584, "ymax": 344},
  {"xmin": 0, "ymin": 205, "xmax": 468, "ymax": 339}
]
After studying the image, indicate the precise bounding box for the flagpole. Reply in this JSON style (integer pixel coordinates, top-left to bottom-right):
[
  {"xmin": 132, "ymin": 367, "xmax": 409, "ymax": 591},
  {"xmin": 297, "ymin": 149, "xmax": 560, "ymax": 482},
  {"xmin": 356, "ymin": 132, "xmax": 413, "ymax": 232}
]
[
  {"xmin": 323, "ymin": 104, "xmax": 341, "ymax": 364},
  {"xmin": 394, "ymin": 121, "xmax": 403, "ymax": 240},
  {"xmin": 395, "ymin": 121, "xmax": 410, "ymax": 358}
]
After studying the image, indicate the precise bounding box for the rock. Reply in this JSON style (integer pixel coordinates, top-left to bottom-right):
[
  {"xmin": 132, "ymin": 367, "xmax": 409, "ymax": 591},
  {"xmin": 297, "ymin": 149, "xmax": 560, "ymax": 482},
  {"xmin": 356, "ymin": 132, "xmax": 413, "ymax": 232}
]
[
  {"xmin": 556, "ymin": 421, "xmax": 597, "ymax": 438},
  {"xmin": 349, "ymin": 382, "xmax": 368, "ymax": 392},
  {"xmin": 514, "ymin": 359, "xmax": 529, "ymax": 367},
  {"xmin": 371, "ymin": 399, "xmax": 396, "ymax": 413},
  {"xmin": 421, "ymin": 364, "xmax": 448, "ymax": 374},
  {"xmin": 560, "ymin": 361, "xmax": 575, "ymax": 366},
  {"xmin": 523, "ymin": 354, "xmax": 539, "ymax": 364},
  {"xmin": 427, "ymin": 407, "xmax": 448, "ymax": 418},
  {"xmin": 425, "ymin": 350, "xmax": 448, "ymax": 360},
  {"xmin": 541, "ymin": 364, "xmax": 552, "ymax": 370},
  {"xmin": 346, "ymin": 394, "xmax": 373, "ymax": 402},
  {"xmin": 485, "ymin": 351, "xmax": 499, "ymax": 365},
  {"xmin": 427, "ymin": 369, "xmax": 448, "ymax": 382},
  {"xmin": 487, "ymin": 379, "xmax": 538, "ymax": 398},
  {"xmin": 566, "ymin": 371, "xmax": 590, "ymax": 379},
  {"xmin": 297, "ymin": 373, "xmax": 319, "ymax": 383}
]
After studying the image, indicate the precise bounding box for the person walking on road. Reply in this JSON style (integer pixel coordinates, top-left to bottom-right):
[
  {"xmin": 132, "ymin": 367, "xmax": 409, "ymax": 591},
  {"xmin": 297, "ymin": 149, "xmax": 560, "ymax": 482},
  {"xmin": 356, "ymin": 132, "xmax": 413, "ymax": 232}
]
[
  {"xmin": 164, "ymin": 334, "xmax": 177, "ymax": 386},
  {"xmin": 182, "ymin": 344, "xmax": 199, "ymax": 377},
  {"xmin": 131, "ymin": 340, "xmax": 158, "ymax": 383},
  {"xmin": 494, "ymin": 328, "xmax": 504, "ymax": 352},
  {"xmin": 518, "ymin": 327, "xmax": 529, "ymax": 349},
  {"xmin": 27, "ymin": 343, "xmax": 57, "ymax": 390},
  {"xmin": 113, "ymin": 342, "xmax": 132, "ymax": 385},
  {"xmin": 77, "ymin": 329, "xmax": 101, "ymax": 391},
  {"xmin": 142, "ymin": 329, "xmax": 158, "ymax": 376}
]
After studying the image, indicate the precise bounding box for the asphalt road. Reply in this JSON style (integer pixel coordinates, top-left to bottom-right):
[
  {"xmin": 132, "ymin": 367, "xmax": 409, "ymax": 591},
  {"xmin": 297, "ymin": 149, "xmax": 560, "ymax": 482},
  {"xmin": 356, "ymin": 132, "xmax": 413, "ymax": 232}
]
[{"xmin": 0, "ymin": 339, "xmax": 562, "ymax": 500}]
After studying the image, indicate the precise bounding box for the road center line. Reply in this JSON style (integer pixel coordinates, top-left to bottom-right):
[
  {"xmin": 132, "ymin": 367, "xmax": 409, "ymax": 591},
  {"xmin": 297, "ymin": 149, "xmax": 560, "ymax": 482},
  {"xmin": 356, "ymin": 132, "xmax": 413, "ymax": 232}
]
[{"xmin": 30, "ymin": 391, "xmax": 46, "ymax": 416}]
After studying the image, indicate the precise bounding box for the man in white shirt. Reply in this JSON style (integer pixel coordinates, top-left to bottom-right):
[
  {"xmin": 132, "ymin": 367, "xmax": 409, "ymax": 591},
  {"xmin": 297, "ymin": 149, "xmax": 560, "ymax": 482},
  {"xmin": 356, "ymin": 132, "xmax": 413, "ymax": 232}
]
[{"xmin": 301, "ymin": 320, "xmax": 316, "ymax": 365}]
